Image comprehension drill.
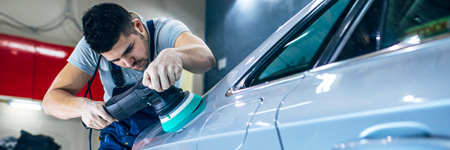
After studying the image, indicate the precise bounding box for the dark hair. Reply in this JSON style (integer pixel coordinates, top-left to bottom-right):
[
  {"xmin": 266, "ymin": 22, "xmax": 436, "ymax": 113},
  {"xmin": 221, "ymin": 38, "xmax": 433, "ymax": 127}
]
[{"xmin": 82, "ymin": 3, "xmax": 136, "ymax": 53}]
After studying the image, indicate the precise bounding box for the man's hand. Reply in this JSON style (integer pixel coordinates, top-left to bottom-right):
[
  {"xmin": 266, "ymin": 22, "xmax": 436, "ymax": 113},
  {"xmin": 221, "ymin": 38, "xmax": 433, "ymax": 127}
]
[
  {"xmin": 141, "ymin": 31, "xmax": 215, "ymax": 92},
  {"xmin": 80, "ymin": 99, "xmax": 116, "ymax": 130},
  {"xmin": 142, "ymin": 48, "xmax": 182, "ymax": 92}
]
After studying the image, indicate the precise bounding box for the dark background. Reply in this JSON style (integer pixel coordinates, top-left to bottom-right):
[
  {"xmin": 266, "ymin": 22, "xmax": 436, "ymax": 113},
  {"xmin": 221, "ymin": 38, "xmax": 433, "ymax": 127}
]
[{"xmin": 204, "ymin": 0, "xmax": 312, "ymax": 92}]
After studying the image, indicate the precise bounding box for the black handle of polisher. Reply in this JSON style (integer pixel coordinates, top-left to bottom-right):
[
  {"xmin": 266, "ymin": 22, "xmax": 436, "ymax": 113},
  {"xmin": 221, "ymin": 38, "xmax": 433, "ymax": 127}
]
[
  {"xmin": 103, "ymin": 81, "xmax": 159, "ymax": 121},
  {"xmin": 103, "ymin": 79, "xmax": 188, "ymax": 121}
]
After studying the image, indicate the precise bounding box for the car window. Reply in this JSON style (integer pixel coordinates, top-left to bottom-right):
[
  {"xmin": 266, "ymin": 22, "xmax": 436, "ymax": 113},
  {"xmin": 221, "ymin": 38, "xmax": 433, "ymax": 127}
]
[
  {"xmin": 246, "ymin": 0, "xmax": 354, "ymax": 87},
  {"xmin": 383, "ymin": 0, "xmax": 450, "ymax": 47},
  {"xmin": 335, "ymin": 0, "xmax": 450, "ymax": 61},
  {"xmin": 333, "ymin": 0, "xmax": 382, "ymax": 62}
]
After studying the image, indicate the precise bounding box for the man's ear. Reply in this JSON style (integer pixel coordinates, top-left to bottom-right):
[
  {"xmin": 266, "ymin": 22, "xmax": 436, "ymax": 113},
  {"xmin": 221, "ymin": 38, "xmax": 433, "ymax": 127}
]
[{"xmin": 133, "ymin": 18, "xmax": 145, "ymax": 33}]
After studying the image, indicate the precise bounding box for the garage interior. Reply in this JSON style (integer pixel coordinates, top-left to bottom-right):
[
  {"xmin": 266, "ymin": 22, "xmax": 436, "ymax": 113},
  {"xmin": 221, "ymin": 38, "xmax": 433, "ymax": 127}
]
[{"xmin": 0, "ymin": 0, "xmax": 310, "ymax": 149}]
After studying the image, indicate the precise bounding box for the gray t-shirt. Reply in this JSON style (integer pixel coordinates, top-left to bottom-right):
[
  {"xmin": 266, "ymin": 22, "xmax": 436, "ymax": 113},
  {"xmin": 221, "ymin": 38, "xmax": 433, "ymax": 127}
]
[{"xmin": 68, "ymin": 17, "xmax": 189, "ymax": 101}]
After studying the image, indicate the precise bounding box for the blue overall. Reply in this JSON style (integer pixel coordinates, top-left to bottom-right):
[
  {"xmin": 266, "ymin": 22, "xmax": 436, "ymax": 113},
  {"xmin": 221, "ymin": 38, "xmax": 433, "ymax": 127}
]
[
  {"xmin": 98, "ymin": 107, "xmax": 158, "ymax": 149},
  {"xmin": 98, "ymin": 20, "xmax": 159, "ymax": 150}
]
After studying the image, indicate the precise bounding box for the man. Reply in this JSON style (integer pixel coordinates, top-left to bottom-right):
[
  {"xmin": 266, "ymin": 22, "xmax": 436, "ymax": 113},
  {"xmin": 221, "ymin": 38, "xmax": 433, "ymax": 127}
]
[{"xmin": 42, "ymin": 3, "xmax": 215, "ymax": 149}]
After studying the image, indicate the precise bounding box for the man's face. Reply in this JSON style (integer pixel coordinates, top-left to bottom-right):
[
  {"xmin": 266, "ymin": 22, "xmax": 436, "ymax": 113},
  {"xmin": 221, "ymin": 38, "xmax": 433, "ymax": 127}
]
[{"xmin": 102, "ymin": 32, "xmax": 149, "ymax": 71}]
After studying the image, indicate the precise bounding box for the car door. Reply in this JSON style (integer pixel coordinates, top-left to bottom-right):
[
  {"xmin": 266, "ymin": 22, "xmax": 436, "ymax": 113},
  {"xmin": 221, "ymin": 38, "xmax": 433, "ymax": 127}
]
[{"xmin": 275, "ymin": 0, "xmax": 450, "ymax": 149}]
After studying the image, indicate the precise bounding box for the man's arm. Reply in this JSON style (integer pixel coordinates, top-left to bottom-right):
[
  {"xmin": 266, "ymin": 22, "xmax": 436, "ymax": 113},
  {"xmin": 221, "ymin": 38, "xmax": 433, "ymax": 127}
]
[
  {"xmin": 173, "ymin": 31, "xmax": 216, "ymax": 73},
  {"xmin": 143, "ymin": 31, "xmax": 215, "ymax": 92},
  {"xmin": 43, "ymin": 63, "xmax": 115, "ymax": 129}
]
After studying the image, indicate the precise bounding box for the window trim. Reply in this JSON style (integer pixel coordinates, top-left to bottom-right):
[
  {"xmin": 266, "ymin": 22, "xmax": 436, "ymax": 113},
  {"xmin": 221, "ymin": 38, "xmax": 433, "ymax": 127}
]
[
  {"xmin": 329, "ymin": 0, "xmax": 376, "ymax": 63},
  {"xmin": 242, "ymin": 1, "xmax": 335, "ymax": 87},
  {"xmin": 315, "ymin": 0, "xmax": 374, "ymax": 66},
  {"xmin": 377, "ymin": 0, "xmax": 388, "ymax": 50}
]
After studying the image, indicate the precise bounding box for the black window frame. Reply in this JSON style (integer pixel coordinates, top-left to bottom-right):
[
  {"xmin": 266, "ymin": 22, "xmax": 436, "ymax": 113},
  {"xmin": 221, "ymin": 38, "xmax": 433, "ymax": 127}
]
[
  {"xmin": 315, "ymin": 0, "xmax": 378, "ymax": 66},
  {"xmin": 328, "ymin": 0, "xmax": 385, "ymax": 63}
]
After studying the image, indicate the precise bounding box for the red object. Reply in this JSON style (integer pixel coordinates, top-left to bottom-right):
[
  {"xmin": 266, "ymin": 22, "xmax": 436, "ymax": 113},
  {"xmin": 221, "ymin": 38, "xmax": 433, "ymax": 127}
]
[{"xmin": 0, "ymin": 33, "xmax": 104, "ymax": 101}]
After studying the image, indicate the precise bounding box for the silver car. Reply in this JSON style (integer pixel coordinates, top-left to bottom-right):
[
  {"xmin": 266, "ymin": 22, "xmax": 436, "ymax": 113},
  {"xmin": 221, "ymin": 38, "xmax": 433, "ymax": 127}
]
[{"xmin": 133, "ymin": 0, "xmax": 450, "ymax": 149}]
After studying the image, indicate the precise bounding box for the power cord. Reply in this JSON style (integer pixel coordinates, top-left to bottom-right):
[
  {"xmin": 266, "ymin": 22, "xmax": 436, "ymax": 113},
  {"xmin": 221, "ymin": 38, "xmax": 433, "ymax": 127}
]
[
  {"xmin": 83, "ymin": 55, "xmax": 102, "ymax": 150},
  {"xmin": 0, "ymin": 0, "xmax": 82, "ymax": 33}
]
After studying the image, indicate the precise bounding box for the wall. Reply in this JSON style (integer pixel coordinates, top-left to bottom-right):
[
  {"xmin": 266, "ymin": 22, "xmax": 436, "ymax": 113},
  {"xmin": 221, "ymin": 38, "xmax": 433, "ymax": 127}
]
[
  {"xmin": 0, "ymin": 0, "xmax": 204, "ymax": 149},
  {"xmin": 0, "ymin": 33, "xmax": 105, "ymax": 101},
  {"xmin": 0, "ymin": 0, "xmax": 206, "ymax": 95},
  {"xmin": 0, "ymin": 0, "xmax": 205, "ymax": 47},
  {"xmin": 204, "ymin": 0, "xmax": 312, "ymax": 92}
]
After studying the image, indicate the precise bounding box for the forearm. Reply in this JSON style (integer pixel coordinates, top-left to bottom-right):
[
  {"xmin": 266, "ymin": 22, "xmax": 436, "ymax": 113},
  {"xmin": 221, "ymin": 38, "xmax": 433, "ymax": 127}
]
[
  {"xmin": 174, "ymin": 44, "xmax": 215, "ymax": 74},
  {"xmin": 42, "ymin": 88, "xmax": 87, "ymax": 120}
]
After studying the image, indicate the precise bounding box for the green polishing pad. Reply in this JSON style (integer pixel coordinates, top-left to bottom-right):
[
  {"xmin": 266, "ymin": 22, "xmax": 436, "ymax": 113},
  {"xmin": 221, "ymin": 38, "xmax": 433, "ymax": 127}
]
[{"xmin": 160, "ymin": 93, "xmax": 205, "ymax": 132}]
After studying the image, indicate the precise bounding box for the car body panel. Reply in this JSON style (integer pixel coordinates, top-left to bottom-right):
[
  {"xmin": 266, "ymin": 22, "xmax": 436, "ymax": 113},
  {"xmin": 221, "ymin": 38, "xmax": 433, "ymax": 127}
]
[
  {"xmin": 335, "ymin": 137, "xmax": 450, "ymax": 149},
  {"xmin": 197, "ymin": 98, "xmax": 262, "ymax": 149},
  {"xmin": 135, "ymin": 76, "xmax": 303, "ymax": 149},
  {"xmin": 277, "ymin": 37, "xmax": 450, "ymax": 149},
  {"xmin": 133, "ymin": 0, "xmax": 450, "ymax": 149}
]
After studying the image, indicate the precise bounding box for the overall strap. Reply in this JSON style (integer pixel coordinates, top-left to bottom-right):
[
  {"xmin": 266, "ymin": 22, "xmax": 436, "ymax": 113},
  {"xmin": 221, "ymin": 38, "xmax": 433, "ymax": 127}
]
[
  {"xmin": 110, "ymin": 20, "xmax": 156, "ymax": 87},
  {"xmin": 110, "ymin": 62, "xmax": 125, "ymax": 87},
  {"xmin": 147, "ymin": 20, "xmax": 156, "ymax": 61}
]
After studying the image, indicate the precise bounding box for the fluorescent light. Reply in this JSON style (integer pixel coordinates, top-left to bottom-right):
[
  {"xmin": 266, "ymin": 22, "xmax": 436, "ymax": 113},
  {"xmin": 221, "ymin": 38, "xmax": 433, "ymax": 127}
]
[
  {"xmin": 8, "ymin": 99, "xmax": 42, "ymax": 110},
  {"xmin": 7, "ymin": 42, "xmax": 35, "ymax": 53},
  {"xmin": 36, "ymin": 47, "xmax": 67, "ymax": 58}
]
